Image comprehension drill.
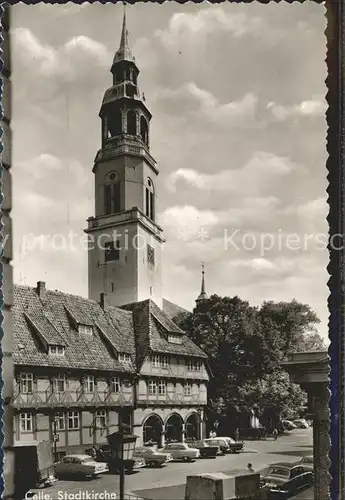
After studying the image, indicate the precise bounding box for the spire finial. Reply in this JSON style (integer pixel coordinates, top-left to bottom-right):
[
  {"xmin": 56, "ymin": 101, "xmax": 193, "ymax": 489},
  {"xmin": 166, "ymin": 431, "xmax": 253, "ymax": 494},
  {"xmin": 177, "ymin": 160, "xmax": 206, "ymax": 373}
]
[
  {"xmin": 120, "ymin": 2, "xmax": 129, "ymax": 51},
  {"xmin": 113, "ymin": 2, "xmax": 135, "ymax": 65},
  {"xmin": 196, "ymin": 261, "xmax": 207, "ymax": 304}
]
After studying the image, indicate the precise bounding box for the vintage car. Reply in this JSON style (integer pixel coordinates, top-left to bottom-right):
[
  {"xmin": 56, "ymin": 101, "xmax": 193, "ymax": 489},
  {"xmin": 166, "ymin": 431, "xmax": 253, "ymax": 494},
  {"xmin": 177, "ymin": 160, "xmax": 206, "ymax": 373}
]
[
  {"xmin": 55, "ymin": 454, "xmax": 108, "ymax": 479},
  {"xmin": 265, "ymin": 471, "xmax": 314, "ymax": 499},
  {"xmin": 281, "ymin": 419, "xmax": 298, "ymax": 430},
  {"xmin": 294, "ymin": 455, "xmax": 313, "ymax": 472},
  {"xmin": 293, "ymin": 419, "xmax": 310, "ymax": 429},
  {"xmin": 185, "ymin": 440, "xmax": 219, "ymax": 458},
  {"xmin": 261, "ymin": 463, "xmax": 309, "ymax": 487},
  {"xmin": 158, "ymin": 443, "xmax": 200, "ymax": 462},
  {"xmin": 133, "ymin": 446, "xmax": 173, "ymax": 467},
  {"xmin": 205, "ymin": 436, "xmax": 243, "ymax": 454}
]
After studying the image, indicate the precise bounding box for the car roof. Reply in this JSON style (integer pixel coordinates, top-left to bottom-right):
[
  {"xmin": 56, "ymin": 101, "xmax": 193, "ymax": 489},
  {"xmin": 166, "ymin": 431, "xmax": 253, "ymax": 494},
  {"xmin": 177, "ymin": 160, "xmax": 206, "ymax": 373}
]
[
  {"xmin": 268, "ymin": 462, "xmax": 296, "ymax": 468},
  {"xmin": 64, "ymin": 454, "xmax": 93, "ymax": 460}
]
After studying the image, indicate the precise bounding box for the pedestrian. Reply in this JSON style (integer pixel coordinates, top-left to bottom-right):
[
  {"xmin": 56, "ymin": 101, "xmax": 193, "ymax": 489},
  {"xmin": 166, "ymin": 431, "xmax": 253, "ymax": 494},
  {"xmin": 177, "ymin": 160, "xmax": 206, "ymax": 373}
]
[
  {"xmin": 90, "ymin": 446, "xmax": 97, "ymax": 459},
  {"xmin": 247, "ymin": 463, "xmax": 254, "ymax": 473},
  {"xmin": 234, "ymin": 428, "xmax": 240, "ymax": 442},
  {"xmin": 273, "ymin": 428, "xmax": 278, "ymax": 440}
]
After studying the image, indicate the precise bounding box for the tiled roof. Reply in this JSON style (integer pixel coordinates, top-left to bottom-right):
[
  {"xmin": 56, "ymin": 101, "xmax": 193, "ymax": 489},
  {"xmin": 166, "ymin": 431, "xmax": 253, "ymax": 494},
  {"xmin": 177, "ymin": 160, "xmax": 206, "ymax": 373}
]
[
  {"xmin": 13, "ymin": 285, "xmax": 135, "ymax": 372},
  {"xmin": 24, "ymin": 310, "xmax": 66, "ymax": 346},
  {"xmin": 162, "ymin": 298, "xmax": 190, "ymax": 320},
  {"xmin": 13, "ymin": 285, "xmax": 207, "ymax": 373},
  {"xmin": 122, "ymin": 299, "xmax": 207, "ymax": 361}
]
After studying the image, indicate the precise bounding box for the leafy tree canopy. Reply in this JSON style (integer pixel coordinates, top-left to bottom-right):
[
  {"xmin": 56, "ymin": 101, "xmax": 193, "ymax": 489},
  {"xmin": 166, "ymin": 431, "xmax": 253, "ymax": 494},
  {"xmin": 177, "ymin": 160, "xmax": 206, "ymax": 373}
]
[{"xmin": 174, "ymin": 294, "xmax": 324, "ymax": 420}]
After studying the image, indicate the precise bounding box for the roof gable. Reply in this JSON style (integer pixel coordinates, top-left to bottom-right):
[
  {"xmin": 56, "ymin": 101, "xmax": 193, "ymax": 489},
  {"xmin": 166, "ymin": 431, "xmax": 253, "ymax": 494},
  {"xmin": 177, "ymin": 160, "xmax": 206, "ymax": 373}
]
[
  {"xmin": 121, "ymin": 299, "xmax": 207, "ymax": 361},
  {"xmin": 13, "ymin": 285, "xmax": 136, "ymax": 372},
  {"xmin": 24, "ymin": 310, "xmax": 67, "ymax": 348}
]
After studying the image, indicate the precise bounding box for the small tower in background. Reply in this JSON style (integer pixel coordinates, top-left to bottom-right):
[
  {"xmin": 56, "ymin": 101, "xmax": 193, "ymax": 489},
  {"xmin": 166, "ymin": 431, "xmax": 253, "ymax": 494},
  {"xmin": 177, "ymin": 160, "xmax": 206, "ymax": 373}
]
[{"xmin": 196, "ymin": 262, "xmax": 208, "ymax": 305}]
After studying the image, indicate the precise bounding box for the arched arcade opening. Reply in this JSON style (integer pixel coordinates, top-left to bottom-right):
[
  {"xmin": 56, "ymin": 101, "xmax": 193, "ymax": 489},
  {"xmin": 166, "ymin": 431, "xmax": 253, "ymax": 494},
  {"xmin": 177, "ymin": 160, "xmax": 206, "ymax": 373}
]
[
  {"xmin": 185, "ymin": 413, "xmax": 201, "ymax": 441},
  {"xmin": 143, "ymin": 414, "xmax": 163, "ymax": 447},
  {"xmin": 165, "ymin": 413, "xmax": 183, "ymax": 443}
]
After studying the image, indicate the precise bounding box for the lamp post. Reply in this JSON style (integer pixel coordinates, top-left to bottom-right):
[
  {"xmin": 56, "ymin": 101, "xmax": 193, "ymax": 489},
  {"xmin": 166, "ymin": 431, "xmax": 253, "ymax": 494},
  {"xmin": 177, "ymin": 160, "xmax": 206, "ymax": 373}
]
[
  {"xmin": 107, "ymin": 425, "xmax": 137, "ymax": 500},
  {"xmin": 52, "ymin": 418, "xmax": 59, "ymax": 463}
]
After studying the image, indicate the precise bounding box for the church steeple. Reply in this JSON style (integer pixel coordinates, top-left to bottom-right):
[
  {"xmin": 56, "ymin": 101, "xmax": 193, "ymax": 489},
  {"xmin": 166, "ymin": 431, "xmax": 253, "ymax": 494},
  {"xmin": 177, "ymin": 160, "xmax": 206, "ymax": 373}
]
[
  {"xmin": 196, "ymin": 262, "xmax": 208, "ymax": 304},
  {"xmin": 113, "ymin": 5, "xmax": 135, "ymax": 66},
  {"xmin": 86, "ymin": 7, "xmax": 164, "ymax": 310}
]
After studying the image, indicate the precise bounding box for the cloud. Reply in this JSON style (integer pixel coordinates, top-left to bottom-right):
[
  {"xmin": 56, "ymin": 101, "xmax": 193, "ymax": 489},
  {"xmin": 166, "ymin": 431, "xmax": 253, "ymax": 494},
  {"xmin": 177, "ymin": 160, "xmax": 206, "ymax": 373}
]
[
  {"xmin": 12, "ymin": 28, "xmax": 110, "ymax": 96},
  {"xmin": 267, "ymin": 96, "xmax": 326, "ymax": 121},
  {"xmin": 156, "ymin": 8, "xmax": 264, "ymax": 48},
  {"xmin": 168, "ymin": 151, "xmax": 296, "ymax": 194},
  {"xmin": 157, "ymin": 83, "xmax": 258, "ymax": 126}
]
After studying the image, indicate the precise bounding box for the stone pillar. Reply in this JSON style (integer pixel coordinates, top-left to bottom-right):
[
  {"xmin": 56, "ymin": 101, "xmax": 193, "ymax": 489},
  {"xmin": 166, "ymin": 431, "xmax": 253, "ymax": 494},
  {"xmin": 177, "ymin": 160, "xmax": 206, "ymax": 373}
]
[
  {"xmin": 160, "ymin": 429, "xmax": 165, "ymax": 447},
  {"xmin": 181, "ymin": 423, "xmax": 185, "ymax": 443},
  {"xmin": 2, "ymin": 4, "xmax": 15, "ymax": 499},
  {"xmin": 312, "ymin": 383, "xmax": 330, "ymax": 500}
]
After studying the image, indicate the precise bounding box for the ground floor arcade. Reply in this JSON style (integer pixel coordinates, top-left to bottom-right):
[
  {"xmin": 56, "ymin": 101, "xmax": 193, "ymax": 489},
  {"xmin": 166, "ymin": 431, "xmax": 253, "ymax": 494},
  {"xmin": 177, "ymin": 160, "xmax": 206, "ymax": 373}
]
[{"xmin": 133, "ymin": 407, "xmax": 205, "ymax": 447}]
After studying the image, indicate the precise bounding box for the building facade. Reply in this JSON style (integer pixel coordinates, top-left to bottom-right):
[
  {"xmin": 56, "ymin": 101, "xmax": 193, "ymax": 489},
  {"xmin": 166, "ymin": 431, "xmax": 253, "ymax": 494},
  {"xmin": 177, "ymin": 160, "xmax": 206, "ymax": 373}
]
[
  {"xmin": 11, "ymin": 11, "xmax": 209, "ymax": 455},
  {"xmin": 12, "ymin": 283, "xmax": 208, "ymax": 455},
  {"xmin": 2, "ymin": 3, "xmax": 15, "ymax": 498}
]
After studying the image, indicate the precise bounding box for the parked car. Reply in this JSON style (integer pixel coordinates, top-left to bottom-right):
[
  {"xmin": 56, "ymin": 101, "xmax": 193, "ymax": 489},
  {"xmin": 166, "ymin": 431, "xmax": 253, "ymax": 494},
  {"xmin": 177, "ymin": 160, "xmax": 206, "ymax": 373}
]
[
  {"xmin": 281, "ymin": 420, "xmax": 298, "ymax": 430},
  {"xmin": 133, "ymin": 446, "xmax": 173, "ymax": 467},
  {"xmin": 294, "ymin": 455, "xmax": 313, "ymax": 472},
  {"xmin": 261, "ymin": 463, "xmax": 309, "ymax": 487},
  {"xmin": 293, "ymin": 419, "xmax": 309, "ymax": 429},
  {"xmin": 55, "ymin": 454, "xmax": 108, "ymax": 479},
  {"xmin": 158, "ymin": 443, "xmax": 200, "ymax": 462},
  {"xmin": 185, "ymin": 440, "xmax": 219, "ymax": 458},
  {"xmin": 265, "ymin": 471, "xmax": 314, "ymax": 499},
  {"xmin": 205, "ymin": 437, "xmax": 243, "ymax": 454}
]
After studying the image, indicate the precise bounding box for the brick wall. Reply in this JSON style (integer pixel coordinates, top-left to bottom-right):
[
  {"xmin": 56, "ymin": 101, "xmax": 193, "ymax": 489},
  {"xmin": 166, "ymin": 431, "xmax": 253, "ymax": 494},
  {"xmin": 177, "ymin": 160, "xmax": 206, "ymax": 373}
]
[{"xmin": 1, "ymin": 4, "xmax": 14, "ymax": 498}]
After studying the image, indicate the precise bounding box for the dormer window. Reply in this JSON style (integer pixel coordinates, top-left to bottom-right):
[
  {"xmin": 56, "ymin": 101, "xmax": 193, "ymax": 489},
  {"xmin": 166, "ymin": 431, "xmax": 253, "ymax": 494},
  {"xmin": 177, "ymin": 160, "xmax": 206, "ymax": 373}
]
[
  {"xmin": 118, "ymin": 353, "xmax": 131, "ymax": 363},
  {"xmin": 168, "ymin": 335, "xmax": 182, "ymax": 344},
  {"xmin": 49, "ymin": 345, "xmax": 65, "ymax": 356},
  {"xmin": 78, "ymin": 324, "xmax": 93, "ymax": 336}
]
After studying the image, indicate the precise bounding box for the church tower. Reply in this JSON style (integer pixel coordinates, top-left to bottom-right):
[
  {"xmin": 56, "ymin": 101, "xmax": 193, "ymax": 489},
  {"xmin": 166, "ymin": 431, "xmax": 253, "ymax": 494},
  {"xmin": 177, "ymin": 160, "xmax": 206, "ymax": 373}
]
[{"xmin": 85, "ymin": 10, "xmax": 165, "ymax": 308}]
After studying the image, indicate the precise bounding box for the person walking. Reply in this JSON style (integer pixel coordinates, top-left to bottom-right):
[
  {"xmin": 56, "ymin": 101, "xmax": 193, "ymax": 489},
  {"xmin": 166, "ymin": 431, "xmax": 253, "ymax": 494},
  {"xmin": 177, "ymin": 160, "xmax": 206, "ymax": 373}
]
[
  {"xmin": 234, "ymin": 428, "xmax": 240, "ymax": 442},
  {"xmin": 247, "ymin": 463, "xmax": 254, "ymax": 473},
  {"xmin": 273, "ymin": 428, "xmax": 278, "ymax": 440}
]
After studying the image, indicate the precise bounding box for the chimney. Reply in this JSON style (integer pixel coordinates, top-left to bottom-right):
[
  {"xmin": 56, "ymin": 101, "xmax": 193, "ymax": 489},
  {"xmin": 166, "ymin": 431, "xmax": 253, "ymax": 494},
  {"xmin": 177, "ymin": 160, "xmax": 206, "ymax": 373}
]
[
  {"xmin": 100, "ymin": 293, "xmax": 108, "ymax": 311},
  {"xmin": 36, "ymin": 281, "xmax": 46, "ymax": 300}
]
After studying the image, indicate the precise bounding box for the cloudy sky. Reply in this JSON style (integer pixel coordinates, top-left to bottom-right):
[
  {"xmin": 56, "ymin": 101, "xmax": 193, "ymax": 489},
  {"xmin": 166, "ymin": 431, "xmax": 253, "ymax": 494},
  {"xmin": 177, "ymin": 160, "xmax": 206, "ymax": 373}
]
[{"xmin": 11, "ymin": 3, "xmax": 328, "ymax": 337}]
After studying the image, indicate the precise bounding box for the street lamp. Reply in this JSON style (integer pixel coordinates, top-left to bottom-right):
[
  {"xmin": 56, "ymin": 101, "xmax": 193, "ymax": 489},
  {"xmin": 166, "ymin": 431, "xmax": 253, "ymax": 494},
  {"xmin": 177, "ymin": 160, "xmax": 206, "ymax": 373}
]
[{"xmin": 107, "ymin": 426, "xmax": 138, "ymax": 500}]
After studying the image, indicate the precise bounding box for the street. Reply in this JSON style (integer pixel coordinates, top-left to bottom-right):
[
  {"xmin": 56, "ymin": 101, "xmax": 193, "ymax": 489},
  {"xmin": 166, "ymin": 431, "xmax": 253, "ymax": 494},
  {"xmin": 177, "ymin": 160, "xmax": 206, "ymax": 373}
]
[{"xmin": 31, "ymin": 428, "xmax": 313, "ymax": 499}]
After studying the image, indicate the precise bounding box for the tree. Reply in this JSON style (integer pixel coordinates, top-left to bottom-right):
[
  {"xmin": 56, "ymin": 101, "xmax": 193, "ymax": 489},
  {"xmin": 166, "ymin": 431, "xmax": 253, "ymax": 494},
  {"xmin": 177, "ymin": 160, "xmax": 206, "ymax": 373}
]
[
  {"xmin": 258, "ymin": 299, "xmax": 322, "ymax": 360},
  {"xmin": 237, "ymin": 372, "xmax": 307, "ymax": 427},
  {"xmin": 174, "ymin": 295, "xmax": 322, "ymax": 424}
]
